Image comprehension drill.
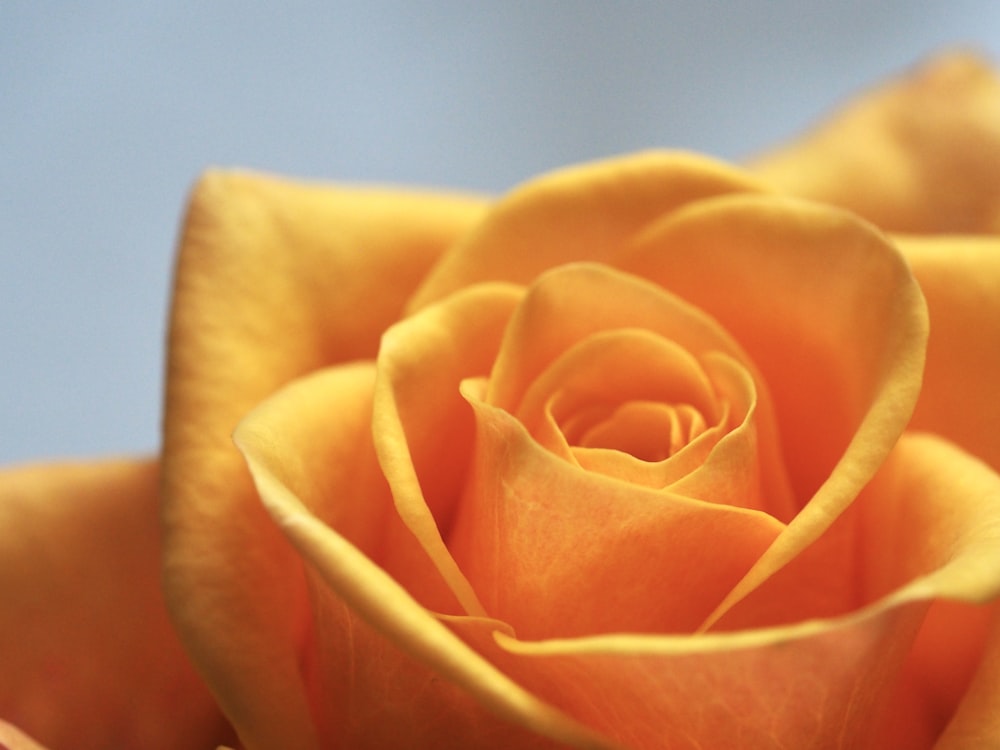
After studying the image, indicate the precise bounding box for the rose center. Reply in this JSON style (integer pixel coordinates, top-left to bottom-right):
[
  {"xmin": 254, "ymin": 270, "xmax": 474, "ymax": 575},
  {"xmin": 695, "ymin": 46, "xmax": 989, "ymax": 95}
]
[{"xmin": 561, "ymin": 399, "xmax": 709, "ymax": 462}]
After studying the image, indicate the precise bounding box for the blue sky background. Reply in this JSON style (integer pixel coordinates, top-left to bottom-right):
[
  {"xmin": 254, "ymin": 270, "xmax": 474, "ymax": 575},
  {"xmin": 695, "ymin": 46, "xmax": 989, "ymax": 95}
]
[{"xmin": 2, "ymin": 3, "xmax": 999, "ymax": 464}]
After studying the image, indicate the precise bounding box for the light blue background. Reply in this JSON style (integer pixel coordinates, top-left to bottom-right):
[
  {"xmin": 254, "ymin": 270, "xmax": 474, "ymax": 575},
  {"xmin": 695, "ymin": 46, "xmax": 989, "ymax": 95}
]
[{"xmin": 3, "ymin": 4, "xmax": 999, "ymax": 464}]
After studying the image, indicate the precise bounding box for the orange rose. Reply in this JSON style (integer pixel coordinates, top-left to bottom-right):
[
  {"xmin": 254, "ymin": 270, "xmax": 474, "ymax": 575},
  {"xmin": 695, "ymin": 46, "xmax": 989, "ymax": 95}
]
[{"xmin": 2, "ymin": 53, "xmax": 999, "ymax": 750}]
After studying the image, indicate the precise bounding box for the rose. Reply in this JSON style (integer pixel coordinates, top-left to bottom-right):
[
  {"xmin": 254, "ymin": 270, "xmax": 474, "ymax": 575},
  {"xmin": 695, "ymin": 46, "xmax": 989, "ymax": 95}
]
[
  {"xmin": 2, "ymin": 53, "xmax": 999, "ymax": 750},
  {"xmin": 174, "ymin": 160, "xmax": 996, "ymax": 748}
]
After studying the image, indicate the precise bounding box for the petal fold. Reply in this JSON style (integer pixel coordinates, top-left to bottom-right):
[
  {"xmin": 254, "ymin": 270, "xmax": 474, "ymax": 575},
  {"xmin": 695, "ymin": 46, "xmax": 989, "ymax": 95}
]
[
  {"xmin": 448, "ymin": 391, "xmax": 785, "ymax": 639},
  {"xmin": 466, "ymin": 431, "xmax": 1000, "ymax": 750},
  {"xmin": 614, "ymin": 194, "xmax": 928, "ymax": 624},
  {"xmin": 486, "ymin": 263, "xmax": 796, "ymax": 521},
  {"xmin": 372, "ymin": 283, "xmax": 524, "ymax": 618},
  {"xmin": 407, "ymin": 151, "xmax": 767, "ymax": 311},
  {"xmin": 234, "ymin": 378, "xmax": 615, "ymax": 750},
  {"xmin": 935, "ymin": 605, "xmax": 1000, "ymax": 749}
]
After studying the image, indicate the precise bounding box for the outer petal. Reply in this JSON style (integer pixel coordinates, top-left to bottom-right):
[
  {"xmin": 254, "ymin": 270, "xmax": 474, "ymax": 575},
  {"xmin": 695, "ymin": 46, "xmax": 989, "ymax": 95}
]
[
  {"xmin": 615, "ymin": 195, "xmax": 928, "ymax": 623},
  {"xmin": 233, "ymin": 367, "xmax": 615, "ymax": 749},
  {"xmin": 160, "ymin": 170, "xmax": 485, "ymax": 750},
  {"xmin": 895, "ymin": 234, "xmax": 1000, "ymax": 472},
  {"xmin": 871, "ymin": 435, "xmax": 1000, "ymax": 748},
  {"xmin": 881, "ymin": 601, "xmax": 995, "ymax": 748},
  {"xmin": 450, "ymin": 388, "xmax": 784, "ymax": 639},
  {"xmin": 407, "ymin": 151, "xmax": 768, "ymax": 311},
  {"xmin": 749, "ymin": 52, "xmax": 1000, "ymax": 234},
  {"xmin": 0, "ymin": 460, "xmax": 229, "ymax": 750},
  {"xmin": 463, "ymin": 432, "xmax": 1000, "ymax": 750}
]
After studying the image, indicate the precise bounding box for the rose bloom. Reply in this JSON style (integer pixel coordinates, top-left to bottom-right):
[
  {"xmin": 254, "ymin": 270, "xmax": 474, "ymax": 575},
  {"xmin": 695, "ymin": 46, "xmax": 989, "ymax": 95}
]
[{"xmin": 2, "ymin": 53, "xmax": 1000, "ymax": 750}]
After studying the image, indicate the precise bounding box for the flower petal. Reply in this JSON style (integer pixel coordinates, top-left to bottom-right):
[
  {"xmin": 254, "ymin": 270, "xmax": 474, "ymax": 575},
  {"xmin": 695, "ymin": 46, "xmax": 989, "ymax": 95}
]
[
  {"xmin": 407, "ymin": 151, "xmax": 767, "ymax": 311},
  {"xmin": 161, "ymin": 170, "xmax": 484, "ymax": 750},
  {"xmin": 449, "ymin": 390, "xmax": 784, "ymax": 639},
  {"xmin": 879, "ymin": 601, "xmax": 996, "ymax": 748},
  {"xmin": 714, "ymin": 430, "xmax": 1000, "ymax": 633},
  {"xmin": 515, "ymin": 328, "xmax": 722, "ymax": 476},
  {"xmin": 478, "ymin": 606, "xmax": 927, "ymax": 750},
  {"xmin": 234, "ymin": 362, "xmax": 466, "ymax": 619},
  {"xmin": 861, "ymin": 434, "xmax": 1000, "ymax": 747},
  {"xmin": 487, "ymin": 263, "xmax": 796, "ymax": 521},
  {"xmin": 452, "ymin": 434, "xmax": 1000, "ymax": 750},
  {"xmin": 895, "ymin": 234, "xmax": 1000, "ymax": 472},
  {"xmin": 372, "ymin": 283, "xmax": 524, "ymax": 618},
  {"xmin": 233, "ymin": 373, "xmax": 615, "ymax": 750},
  {"xmin": 615, "ymin": 194, "xmax": 928, "ymax": 624},
  {"xmin": 0, "ymin": 460, "xmax": 229, "ymax": 750},
  {"xmin": 750, "ymin": 52, "xmax": 1000, "ymax": 234}
]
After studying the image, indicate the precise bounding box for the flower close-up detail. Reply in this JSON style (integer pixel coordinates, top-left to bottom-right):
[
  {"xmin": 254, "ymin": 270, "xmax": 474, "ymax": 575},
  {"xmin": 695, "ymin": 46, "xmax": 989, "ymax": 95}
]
[{"xmin": 2, "ymin": 52, "xmax": 999, "ymax": 750}]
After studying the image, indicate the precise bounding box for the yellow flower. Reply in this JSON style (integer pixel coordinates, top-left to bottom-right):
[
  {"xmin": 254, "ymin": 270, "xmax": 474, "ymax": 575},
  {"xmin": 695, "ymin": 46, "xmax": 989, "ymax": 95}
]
[{"xmin": 2, "ymin": 53, "xmax": 998, "ymax": 750}]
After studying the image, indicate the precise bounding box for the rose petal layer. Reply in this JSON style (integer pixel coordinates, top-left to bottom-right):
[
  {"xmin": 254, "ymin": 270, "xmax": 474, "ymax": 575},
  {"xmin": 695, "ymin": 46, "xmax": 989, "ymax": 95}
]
[
  {"xmin": 896, "ymin": 234, "xmax": 1000, "ymax": 473},
  {"xmin": 449, "ymin": 388, "xmax": 785, "ymax": 638},
  {"xmin": 234, "ymin": 368, "xmax": 615, "ymax": 749},
  {"xmin": 0, "ymin": 459, "xmax": 230, "ymax": 750},
  {"xmin": 750, "ymin": 52, "xmax": 1000, "ymax": 234},
  {"xmin": 161, "ymin": 170, "xmax": 485, "ymax": 750},
  {"xmin": 934, "ymin": 605, "xmax": 1000, "ymax": 749},
  {"xmin": 615, "ymin": 194, "xmax": 928, "ymax": 624},
  {"xmin": 372, "ymin": 282, "xmax": 524, "ymax": 618},
  {"xmin": 488, "ymin": 263, "xmax": 794, "ymax": 520},
  {"xmin": 469, "ymin": 433, "xmax": 1000, "ymax": 750},
  {"xmin": 228, "ymin": 188, "xmax": 995, "ymax": 748},
  {"xmin": 407, "ymin": 151, "xmax": 767, "ymax": 311}
]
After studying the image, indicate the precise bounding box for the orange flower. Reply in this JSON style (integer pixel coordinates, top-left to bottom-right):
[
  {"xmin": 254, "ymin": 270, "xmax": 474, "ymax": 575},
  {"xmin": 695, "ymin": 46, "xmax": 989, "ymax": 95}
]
[{"xmin": 2, "ymin": 53, "xmax": 999, "ymax": 749}]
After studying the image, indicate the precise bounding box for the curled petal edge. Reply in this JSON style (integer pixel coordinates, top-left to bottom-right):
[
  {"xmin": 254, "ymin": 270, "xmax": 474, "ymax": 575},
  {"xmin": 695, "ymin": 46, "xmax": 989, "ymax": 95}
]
[
  {"xmin": 234, "ymin": 423, "xmax": 621, "ymax": 750},
  {"xmin": 494, "ymin": 432, "xmax": 1000, "ymax": 656}
]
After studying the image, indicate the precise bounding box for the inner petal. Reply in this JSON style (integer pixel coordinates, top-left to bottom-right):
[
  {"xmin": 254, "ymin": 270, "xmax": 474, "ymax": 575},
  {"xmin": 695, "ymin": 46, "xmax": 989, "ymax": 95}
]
[
  {"xmin": 577, "ymin": 400, "xmax": 708, "ymax": 460},
  {"xmin": 569, "ymin": 398, "xmax": 731, "ymax": 490},
  {"xmin": 517, "ymin": 327, "xmax": 720, "ymax": 459},
  {"xmin": 615, "ymin": 195, "xmax": 927, "ymax": 624},
  {"xmin": 447, "ymin": 386, "xmax": 786, "ymax": 639},
  {"xmin": 372, "ymin": 281, "xmax": 525, "ymax": 618},
  {"xmin": 481, "ymin": 261, "xmax": 798, "ymax": 518},
  {"xmin": 486, "ymin": 264, "xmax": 763, "ymax": 416}
]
